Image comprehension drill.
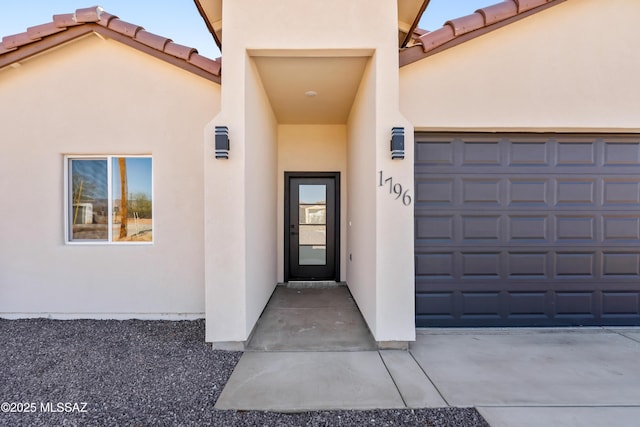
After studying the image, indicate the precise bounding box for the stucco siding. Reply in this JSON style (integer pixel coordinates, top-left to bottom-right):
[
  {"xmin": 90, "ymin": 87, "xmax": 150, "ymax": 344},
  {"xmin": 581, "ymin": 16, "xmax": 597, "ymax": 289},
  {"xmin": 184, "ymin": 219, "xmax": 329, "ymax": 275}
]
[
  {"xmin": 0, "ymin": 34, "xmax": 220, "ymax": 318},
  {"xmin": 400, "ymin": 0, "xmax": 640, "ymax": 132},
  {"xmin": 244, "ymin": 57, "xmax": 279, "ymax": 335},
  {"xmin": 277, "ymin": 124, "xmax": 348, "ymax": 283}
]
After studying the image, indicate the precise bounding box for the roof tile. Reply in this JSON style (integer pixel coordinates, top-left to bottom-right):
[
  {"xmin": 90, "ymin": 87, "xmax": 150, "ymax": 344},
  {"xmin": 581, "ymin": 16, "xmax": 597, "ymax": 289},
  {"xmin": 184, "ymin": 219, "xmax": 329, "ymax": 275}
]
[
  {"xmin": 515, "ymin": 0, "xmax": 550, "ymax": 13},
  {"xmin": 53, "ymin": 13, "xmax": 81, "ymax": 28},
  {"xmin": 97, "ymin": 12, "xmax": 119, "ymax": 28},
  {"xmin": 477, "ymin": 1, "xmax": 519, "ymax": 26},
  {"xmin": 446, "ymin": 12, "xmax": 486, "ymax": 36},
  {"xmin": 0, "ymin": 7, "xmax": 220, "ymax": 82},
  {"xmin": 74, "ymin": 6, "xmax": 103, "ymax": 23},
  {"xmin": 0, "ymin": 44, "xmax": 17, "ymax": 55},
  {"xmin": 418, "ymin": 25, "xmax": 455, "ymax": 52},
  {"xmin": 405, "ymin": 0, "xmax": 564, "ymax": 64},
  {"xmin": 108, "ymin": 19, "xmax": 143, "ymax": 38},
  {"xmin": 135, "ymin": 30, "xmax": 171, "ymax": 51},
  {"xmin": 189, "ymin": 53, "xmax": 221, "ymax": 75},
  {"xmin": 164, "ymin": 42, "xmax": 197, "ymax": 60},
  {"xmin": 27, "ymin": 22, "xmax": 66, "ymax": 40},
  {"xmin": 2, "ymin": 32, "xmax": 34, "ymax": 50}
]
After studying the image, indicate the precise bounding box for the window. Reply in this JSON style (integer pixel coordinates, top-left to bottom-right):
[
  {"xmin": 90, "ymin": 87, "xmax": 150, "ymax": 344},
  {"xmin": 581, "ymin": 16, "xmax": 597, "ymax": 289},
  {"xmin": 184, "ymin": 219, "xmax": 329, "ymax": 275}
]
[{"xmin": 66, "ymin": 156, "xmax": 153, "ymax": 243}]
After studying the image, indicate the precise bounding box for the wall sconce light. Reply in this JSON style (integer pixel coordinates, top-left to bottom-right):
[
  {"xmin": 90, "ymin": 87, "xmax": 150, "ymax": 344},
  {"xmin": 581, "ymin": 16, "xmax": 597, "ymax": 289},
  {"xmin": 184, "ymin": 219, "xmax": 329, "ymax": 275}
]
[
  {"xmin": 215, "ymin": 126, "xmax": 229, "ymax": 159},
  {"xmin": 391, "ymin": 127, "xmax": 404, "ymax": 159}
]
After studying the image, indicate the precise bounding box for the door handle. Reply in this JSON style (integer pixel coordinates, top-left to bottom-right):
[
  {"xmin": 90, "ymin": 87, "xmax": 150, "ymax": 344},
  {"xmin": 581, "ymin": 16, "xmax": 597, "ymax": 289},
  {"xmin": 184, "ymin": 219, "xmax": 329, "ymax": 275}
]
[{"xmin": 291, "ymin": 231, "xmax": 299, "ymax": 235}]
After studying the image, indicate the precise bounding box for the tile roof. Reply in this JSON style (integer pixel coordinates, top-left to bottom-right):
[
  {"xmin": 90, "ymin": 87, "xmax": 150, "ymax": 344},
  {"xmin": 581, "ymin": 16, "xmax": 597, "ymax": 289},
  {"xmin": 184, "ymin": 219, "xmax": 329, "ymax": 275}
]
[
  {"xmin": 400, "ymin": 0, "xmax": 567, "ymax": 67},
  {"xmin": 0, "ymin": 6, "xmax": 221, "ymax": 83}
]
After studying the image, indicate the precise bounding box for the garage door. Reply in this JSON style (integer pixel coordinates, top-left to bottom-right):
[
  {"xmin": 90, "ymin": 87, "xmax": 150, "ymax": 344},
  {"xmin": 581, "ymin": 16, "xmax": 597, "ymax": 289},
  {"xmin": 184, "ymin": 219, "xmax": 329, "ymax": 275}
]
[{"xmin": 415, "ymin": 133, "xmax": 640, "ymax": 326}]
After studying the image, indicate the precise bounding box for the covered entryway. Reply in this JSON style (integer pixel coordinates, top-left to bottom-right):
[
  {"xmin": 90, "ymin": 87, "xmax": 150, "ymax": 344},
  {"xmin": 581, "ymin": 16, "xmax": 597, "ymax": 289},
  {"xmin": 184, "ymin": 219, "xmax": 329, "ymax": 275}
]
[{"xmin": 415, "ymin": 133, "xmax": 640, "ymax": 326}]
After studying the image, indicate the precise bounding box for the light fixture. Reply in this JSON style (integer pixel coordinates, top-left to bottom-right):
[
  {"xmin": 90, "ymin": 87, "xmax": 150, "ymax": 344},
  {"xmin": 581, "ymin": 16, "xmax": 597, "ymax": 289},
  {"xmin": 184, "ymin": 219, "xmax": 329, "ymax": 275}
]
[
  {"xmin": 215, "ymin": 126, "xmax": 229, "ymax": 159},
  {"xmin": 390, "ymin": 127, "xmax": 404, "ymax": 160},
  {"xmin": 304, "ymin": 90, "xmax": 317, "ymax": 98}
]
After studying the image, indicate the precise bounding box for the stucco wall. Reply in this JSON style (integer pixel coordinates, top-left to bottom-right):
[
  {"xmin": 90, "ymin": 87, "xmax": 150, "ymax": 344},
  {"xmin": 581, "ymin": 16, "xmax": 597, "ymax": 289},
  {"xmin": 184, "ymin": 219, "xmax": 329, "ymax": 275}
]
[
  {"xmin": 400, "ymin": 0, "xmax": 640, "ymax": 131},
  {"xmin": 0, "ymin": 34, "xmax": 220, "ymax": 318},
  {"xmin": 244, "ymin": 58, "xmax": 279, "ymax": 334},
  {"xmin": 347, "ymin": 58, "xmax": 378, "ymax": 332},
  {"xmin": 277, "ymin": 125, "xmax": 348, "ymax": 282}
]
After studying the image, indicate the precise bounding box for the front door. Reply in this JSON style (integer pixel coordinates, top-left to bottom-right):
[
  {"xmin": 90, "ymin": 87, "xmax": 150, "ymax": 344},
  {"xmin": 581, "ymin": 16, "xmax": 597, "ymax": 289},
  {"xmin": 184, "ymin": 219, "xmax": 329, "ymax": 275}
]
[{"xmin": 285, "ymin": 172, "xmax": 339, "ymax": 281}]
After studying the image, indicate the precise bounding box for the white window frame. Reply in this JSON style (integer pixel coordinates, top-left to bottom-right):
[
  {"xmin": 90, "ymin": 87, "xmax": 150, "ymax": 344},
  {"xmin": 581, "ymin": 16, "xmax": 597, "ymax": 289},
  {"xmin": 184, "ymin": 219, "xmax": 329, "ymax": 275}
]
[{"xmin": 64, "ymin": 155, "xmax": 154, "ymax": 245}]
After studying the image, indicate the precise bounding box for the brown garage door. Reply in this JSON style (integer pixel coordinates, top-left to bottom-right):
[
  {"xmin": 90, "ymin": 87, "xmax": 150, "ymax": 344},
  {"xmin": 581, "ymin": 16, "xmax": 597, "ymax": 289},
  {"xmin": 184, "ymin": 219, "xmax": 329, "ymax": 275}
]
[{"xmin": 415, "ymin": 133, "xmax": 640, "ymax": 326}]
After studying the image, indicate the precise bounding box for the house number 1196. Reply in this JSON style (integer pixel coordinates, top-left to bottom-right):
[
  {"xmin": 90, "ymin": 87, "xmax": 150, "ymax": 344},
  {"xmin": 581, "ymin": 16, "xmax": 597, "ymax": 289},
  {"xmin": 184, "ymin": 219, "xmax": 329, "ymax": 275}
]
[{"xmin": 378, "ymin": 171, "xmax": 412, "ymax": 206}]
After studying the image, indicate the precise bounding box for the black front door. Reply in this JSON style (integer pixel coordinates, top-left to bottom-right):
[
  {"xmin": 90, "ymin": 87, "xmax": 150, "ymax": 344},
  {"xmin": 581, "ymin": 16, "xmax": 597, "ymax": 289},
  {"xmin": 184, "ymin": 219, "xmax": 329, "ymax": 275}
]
[{"xmin": 285, "ymin": 172, "xmax": 339, "ymax": 281}]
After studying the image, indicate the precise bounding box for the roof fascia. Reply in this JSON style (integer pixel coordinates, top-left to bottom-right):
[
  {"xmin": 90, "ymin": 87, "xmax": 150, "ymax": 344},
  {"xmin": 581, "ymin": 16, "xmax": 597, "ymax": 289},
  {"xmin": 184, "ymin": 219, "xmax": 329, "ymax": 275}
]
[
  {"xmin": 193, "ymin": 0, "xmax": 222, "ymax": 49},
  {"xmin": 0, "ymin": 24, "xmax": 220, "ymax": 84},
  {"xmin": 400, "ymin": 0, "xmax": 566, "ymax": 67},
  {"xmin": 400, "ymin": 0, "xmax": 431, "ymax": 48}
]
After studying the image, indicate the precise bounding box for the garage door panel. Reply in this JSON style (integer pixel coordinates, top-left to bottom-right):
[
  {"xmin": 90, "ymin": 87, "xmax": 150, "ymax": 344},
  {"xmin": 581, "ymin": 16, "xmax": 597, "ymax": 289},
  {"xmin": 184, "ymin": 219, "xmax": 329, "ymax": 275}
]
[
  {"xmin": 507, "ymin": 292, "xmax": 548, "ymax": 317},
  {"xmin": 555, "ymin": 292, "xmax": 596, "ymax": 318},
  {"xmin": 509, "ymin": 216, "xmax": 549, "ymax": 241},
  {"xmin": 602, "ymin": 252, "xmax": 640, "ymax": 276},
  {"xmin": 555, "ymin": 252, "xmax": 596, "ymax": 277},
  {"xmin": 507, "ymin": 253, "xmax": 549, "ymax": 278},
  {"xmin": 415, "ymin": 253, "xmax": 454, "ymax": 279},
  {"xmin": 462, "ymin": 179, "xmax": 501, "ymax": 204},
  {"xmin": 415, "ymin": 140, "xmax": 454, "ymax": 165},
  {"xmin": 415, "ymin": 178, "xmax": 454, "ymax": 204},
  {"xmin": 460, "ymin": 292, "xmax": 501, "ymax": 317},
  {"xmin": 462, "ymin": 142, "xmax": 501, "ymax": 165},
  {"xmin": 602, "ymin": 292, "xmax": 640, "ymax": 317},
  {"xmin": 508, "ymin": 179, "xmax": 549, "ymax": 206},
  {"xmin": 603, "ymin": 179, "xmax": 640, "ymax": 205},
  {"xmin": 509, "ymin": 142, "xmax": 550, "ymax": 166},
  {"xmin": 415, "ymin": 293, "xmax": 454, "ymax": 318},
  {"xmin": 556, "ymin": 179, "xmax": 596, "ymax": 205},
  {"xmin": 604, "ymin": 142, "xmax": 640, "ymax": 165},
  {"xmin": 415, "ymin": 133, "xmax": 640, "ymax": 326},
  {"xmin": 557, "ymin": 142, "xmax": 596, "ymax": 165},
  {"xmin": 462, "ymin": 216, "xmax": 500, "ymax": 240},
  {"xmin": 603, "ymin": 217, "xmax": 640, "ymax": 241},
  {"xmin": 555, "ymin": 216, "xmax": 595, "ymax": 241}
]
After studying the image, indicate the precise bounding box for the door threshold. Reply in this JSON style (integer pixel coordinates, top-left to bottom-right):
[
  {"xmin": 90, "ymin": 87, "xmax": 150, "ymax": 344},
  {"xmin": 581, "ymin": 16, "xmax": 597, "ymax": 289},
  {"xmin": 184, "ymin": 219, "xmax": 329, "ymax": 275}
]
[{"xmin": 284, "ymin": 281, "xmax": 345, "ymax": 289}]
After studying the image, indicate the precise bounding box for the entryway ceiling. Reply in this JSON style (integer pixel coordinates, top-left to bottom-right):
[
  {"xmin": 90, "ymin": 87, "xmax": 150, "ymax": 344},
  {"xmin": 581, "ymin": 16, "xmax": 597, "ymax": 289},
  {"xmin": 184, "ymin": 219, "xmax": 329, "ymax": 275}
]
[{"xmin": 252, "ymin": 56, "xmax": 369, "ymax": 124}]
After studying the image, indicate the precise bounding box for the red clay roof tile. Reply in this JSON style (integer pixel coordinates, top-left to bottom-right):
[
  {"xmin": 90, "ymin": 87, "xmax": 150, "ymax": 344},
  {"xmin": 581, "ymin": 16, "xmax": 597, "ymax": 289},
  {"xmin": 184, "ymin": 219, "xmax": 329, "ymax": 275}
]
[
  {"xmin": 74, "ymin": 6, "xmax": 103, "ymax": 23},
  {"xmin": 0, "ymin": 6, "xmax": 220, "ymax": 83},
  {"xmin": 27, "ymin": 22, "xmax": 66, "ymax": 40},
  {"xmin": 401, "ymin": 0, "xmax": 565, "ymax": 67},
  {"xmin": 446, "ymin": 12, "xmax": 486, "ymax": 36},
  {"xmin": 164, "ymin": 42, "xmax": 197, "ymax": 60},
  {"xmin": 97, "ymin": 11, "xmax": 118, "ymax": 27},
  {"xmin": 135, "ymin": 30, "xmax": 171, "ymax": 51},
  {"xmin": 189, "ymin": 53, "xmax": 221, "ymax": 75},
  {"xmin": 107, "ymin": 19, "xmax": 143, "ymax": 38},
  {"xmin": 477, "ymin": 1, "xmax": 519, "ymax": 26},
  {"xmin": 2, "ymin": 32, "xmax": 34, "ymax": 50},
  {"xmin": 419, "ymin": 25, "xmax": 455, "ymax": 51},
  {"xmin": 515, "ymin": 0, "xmax": 551, "ymax": 13},
  {"xmin": 0, "ymin": 45, "xmax": 17, "ymax": 55},
  {"xmin": 53, "ymin": 13, "xmax": 81, "ymax": 28}
]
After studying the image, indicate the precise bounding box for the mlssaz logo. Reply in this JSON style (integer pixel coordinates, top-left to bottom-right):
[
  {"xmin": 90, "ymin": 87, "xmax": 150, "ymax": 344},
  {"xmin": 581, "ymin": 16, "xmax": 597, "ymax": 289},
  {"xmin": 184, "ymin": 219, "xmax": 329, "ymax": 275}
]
[{"xmin": 40, "ymin": 402, "xmax": 88, "ymax": 413}]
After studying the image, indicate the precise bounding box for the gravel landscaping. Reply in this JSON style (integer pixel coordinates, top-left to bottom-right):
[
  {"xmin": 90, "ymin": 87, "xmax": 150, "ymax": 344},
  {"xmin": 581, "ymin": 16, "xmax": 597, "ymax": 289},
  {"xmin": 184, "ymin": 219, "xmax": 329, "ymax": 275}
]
[{"xmin": 0, "ymin": 319, "xmax": 488, "ymax": 426}]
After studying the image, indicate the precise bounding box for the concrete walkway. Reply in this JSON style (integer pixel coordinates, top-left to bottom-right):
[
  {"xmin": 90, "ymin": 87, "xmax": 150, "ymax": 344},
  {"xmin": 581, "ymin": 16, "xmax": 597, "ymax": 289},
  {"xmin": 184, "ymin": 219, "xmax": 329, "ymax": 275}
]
[{"xmin": 217, "ymin": 327, "xmax": 640, "ymax": 426}]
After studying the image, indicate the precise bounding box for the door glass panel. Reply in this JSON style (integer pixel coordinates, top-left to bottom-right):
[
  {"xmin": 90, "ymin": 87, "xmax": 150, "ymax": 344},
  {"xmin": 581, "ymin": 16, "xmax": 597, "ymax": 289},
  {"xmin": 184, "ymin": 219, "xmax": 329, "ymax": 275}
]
[
  {"xmin": 299, "ymin": 185, "xmax": 326, "ymax": 204},
  {"xmin": 300, "ymin": 245, "xmax": 326, "ymax": 265},
  {"xmin": 299, "ymin": 205, "xmax": 326, "ymax": 224},
  {"xmin": 300, "ymin": 225, "xmax": 326, "ymax": 245}
]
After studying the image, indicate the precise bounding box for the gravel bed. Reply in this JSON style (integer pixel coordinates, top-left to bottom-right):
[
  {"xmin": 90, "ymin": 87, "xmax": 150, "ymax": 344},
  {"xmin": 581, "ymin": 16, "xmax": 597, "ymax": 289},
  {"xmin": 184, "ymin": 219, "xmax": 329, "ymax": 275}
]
[{"xmin": 0, "ymin": 319, "xmax": 488, "ymax": 426}]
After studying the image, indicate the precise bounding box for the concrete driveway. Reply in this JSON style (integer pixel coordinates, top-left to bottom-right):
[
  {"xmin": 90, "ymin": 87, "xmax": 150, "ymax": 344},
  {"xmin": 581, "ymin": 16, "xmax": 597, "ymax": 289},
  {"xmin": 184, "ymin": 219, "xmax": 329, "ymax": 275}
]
[
  {"xmin": 218, "ymin": 327, "xmax": 640, "ymax": 426},
  {"xmin": 412, "ymin": 328, "xmax": 640, "ymax": 426}
]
